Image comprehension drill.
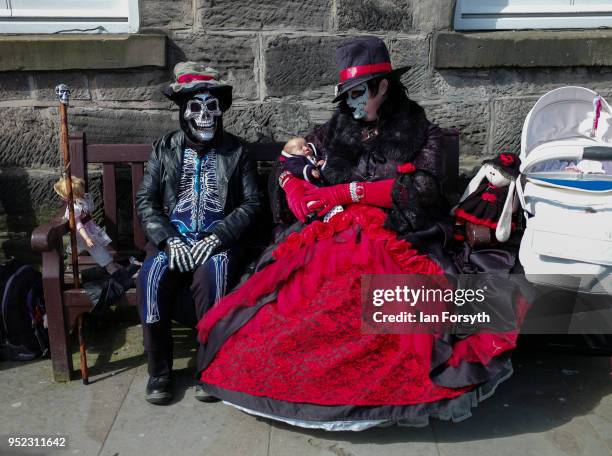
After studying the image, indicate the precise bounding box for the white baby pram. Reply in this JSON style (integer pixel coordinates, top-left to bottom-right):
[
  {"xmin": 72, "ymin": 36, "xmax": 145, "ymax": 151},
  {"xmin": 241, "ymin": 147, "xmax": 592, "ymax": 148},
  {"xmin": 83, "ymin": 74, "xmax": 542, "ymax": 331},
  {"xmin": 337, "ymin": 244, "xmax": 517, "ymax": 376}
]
[{"xmin": 518, "ymin": 86, "xmax": 612, "ymax": 294}]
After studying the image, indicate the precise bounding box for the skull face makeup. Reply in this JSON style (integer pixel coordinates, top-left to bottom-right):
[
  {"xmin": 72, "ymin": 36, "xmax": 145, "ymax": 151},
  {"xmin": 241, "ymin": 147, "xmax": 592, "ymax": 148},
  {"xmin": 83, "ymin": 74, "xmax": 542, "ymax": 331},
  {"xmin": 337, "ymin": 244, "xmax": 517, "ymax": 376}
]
[
  {"xmin": 346, "ymin": 83, "xmax": 369, "ymax": 120},
  {"xmin": 183, "ymin": 92, "xmax": 222, "ymax": 142}
]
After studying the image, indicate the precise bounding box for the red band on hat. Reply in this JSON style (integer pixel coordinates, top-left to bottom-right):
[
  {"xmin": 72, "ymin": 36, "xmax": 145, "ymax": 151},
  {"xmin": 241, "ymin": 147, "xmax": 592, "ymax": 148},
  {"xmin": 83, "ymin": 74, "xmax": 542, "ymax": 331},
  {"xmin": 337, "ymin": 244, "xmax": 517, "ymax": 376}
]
[
  {"xmin": 177, "ymin": 74, "xmax": 214, "ymax": 84},
  {"xmin": 339, "ymin": 62, "xmax": 393, "ymax": 83}
]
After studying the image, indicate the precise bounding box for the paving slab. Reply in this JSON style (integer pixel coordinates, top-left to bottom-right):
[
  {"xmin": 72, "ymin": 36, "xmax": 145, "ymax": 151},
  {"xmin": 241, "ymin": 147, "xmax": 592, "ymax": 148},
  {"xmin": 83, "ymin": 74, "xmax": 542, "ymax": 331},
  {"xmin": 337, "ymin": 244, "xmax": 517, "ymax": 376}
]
[
  {"xmin": 98, "ymin": 365, "xmax": 270, "ymax": 456},
  {"xmin": 269, "ymin": 421, "xmax": 438, "ymax": 456},
  {"xmin": 0, "ymin": 358, "xmax": 136, "ymax": 456},
  {"xmin": 2, "ymin": 314, "xmax": 612, "ymax": 456},
  {"xmin": 432, "ymin": 352, "xmax": 612, "ymax": 456}
]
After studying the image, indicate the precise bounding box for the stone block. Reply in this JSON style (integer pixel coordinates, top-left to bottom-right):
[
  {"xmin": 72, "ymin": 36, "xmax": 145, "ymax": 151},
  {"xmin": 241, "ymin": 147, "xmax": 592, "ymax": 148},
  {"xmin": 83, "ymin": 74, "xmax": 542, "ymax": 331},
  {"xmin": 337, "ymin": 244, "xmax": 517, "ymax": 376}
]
[
  {"xmin": 411, "ymin": 0, "xmax": 454, "ymax": 32},
  {"xmin": 140, "ymin": 0, "xmax": 193, "ymax": 31},
  {"xmin": 32, "ymin": 71, "xmax": 91, "ymax": 101},
  {"xmin": 491, "ymin": 98, "xmax": 537, "ymax": 155},
  {"xmin": 0, "ymin": 35, "xmax": 166, "ymax": 71},
  {"xmin": 432, "ymin": 67, "xmax": 612, "ymax": 100},
  {"xmin": 93, "ymin": 69, "xmax": 171, "ymax": 102},
  {"xmin": 169, "ymin": 33, "xmax": 258, "ymax": 101},
  {"xmin": 388, "ymin": 36, "xmax": 431, "ymax": 99},
  {"xmin": 69, "ymin": 107, "xmax": 178, "ymax": 144},
  {"xmin": 225, "ymin": 102, "xmax": 313, "ymax": 143},
  {"xmin": 0, "ymin": 72, "xmax": 32, "ymax": 100},
  {"xmin": 423, "ymin": 100, "xmax": 490, "ymax": 159},
  {"xmin": 198, "ymin": 0, "xmax": 331, "ymax": 31},
  {"xmin": 0, "ymin": 107, "xmax": 178, "ymax": 168},
  {"xmin": 435, "ymin": 30, "xmax": 612, "ymax": 69},
  {"xmin": 0, "ymin": 168, "xmax": 61, "ymax": 262},
  {"xmin": 264, "ymin": 35, "xmax": 341, "ymax": 98},
  {"xmin": 0, "ymin": 107, "xmax": 61, "ymax": 168},
  {"xmin": 337, "ymin": 0, "xmax": 413, "ymax": 32}
]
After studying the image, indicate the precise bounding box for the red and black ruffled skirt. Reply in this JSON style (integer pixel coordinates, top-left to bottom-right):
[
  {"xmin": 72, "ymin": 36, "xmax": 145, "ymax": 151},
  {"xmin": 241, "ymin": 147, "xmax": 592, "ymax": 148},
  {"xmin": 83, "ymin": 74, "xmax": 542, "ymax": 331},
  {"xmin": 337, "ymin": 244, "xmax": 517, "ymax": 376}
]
[{"xmin": 196, "ymin": 204, "xmax": 525, "ymax": 430}]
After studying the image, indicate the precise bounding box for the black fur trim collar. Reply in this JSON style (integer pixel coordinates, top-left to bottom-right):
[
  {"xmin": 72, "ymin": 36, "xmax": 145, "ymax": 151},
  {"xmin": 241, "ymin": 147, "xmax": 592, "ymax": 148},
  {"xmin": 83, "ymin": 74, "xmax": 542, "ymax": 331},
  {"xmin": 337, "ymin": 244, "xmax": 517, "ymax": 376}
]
[{"xmin": 322, "ymin": 99, "xmax": 429, "ymax": 184}]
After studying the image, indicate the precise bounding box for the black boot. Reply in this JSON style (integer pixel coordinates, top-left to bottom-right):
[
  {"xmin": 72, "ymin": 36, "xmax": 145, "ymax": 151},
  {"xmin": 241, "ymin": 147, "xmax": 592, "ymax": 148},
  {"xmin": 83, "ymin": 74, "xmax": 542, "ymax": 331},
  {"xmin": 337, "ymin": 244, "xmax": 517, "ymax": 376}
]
[{"xmin": 146, "ymin": 375, "xmax": 173, "ymax": 405}]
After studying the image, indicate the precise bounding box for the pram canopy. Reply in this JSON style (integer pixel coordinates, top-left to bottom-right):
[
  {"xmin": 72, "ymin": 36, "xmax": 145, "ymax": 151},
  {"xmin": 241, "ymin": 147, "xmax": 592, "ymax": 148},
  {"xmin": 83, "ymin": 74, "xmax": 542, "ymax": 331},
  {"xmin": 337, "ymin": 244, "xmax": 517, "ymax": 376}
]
[{"xmin": 521, "ymin": 86, "xmax": 612, "ymax": 162}]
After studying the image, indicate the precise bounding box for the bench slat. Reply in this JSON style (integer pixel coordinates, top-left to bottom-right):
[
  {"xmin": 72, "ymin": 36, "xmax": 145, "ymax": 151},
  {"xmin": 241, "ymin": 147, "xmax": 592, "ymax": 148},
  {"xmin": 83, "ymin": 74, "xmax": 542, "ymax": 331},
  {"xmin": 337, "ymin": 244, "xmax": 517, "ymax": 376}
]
[
  {"xmin": 69, "ymin": 133, "xmax": 87, "ymax": 186},
  {"xmin": 102, "ymin": 164, "xmax": 118, "ymax": 244},
  {"xmin": 87, "ymin": 144, "xmax": 151, "ymax": 163},
  {"xmin": 130, "ymin": 162, "xmax": 146, "ymax": 250}
]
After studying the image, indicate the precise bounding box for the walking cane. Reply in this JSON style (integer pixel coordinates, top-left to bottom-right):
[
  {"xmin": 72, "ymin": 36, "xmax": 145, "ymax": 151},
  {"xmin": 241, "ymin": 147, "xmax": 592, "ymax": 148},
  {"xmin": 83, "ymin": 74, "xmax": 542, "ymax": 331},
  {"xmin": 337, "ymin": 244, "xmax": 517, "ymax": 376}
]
[{"xmin": 55, "ymin": 84, "xmax": 89, "ymax": 385}]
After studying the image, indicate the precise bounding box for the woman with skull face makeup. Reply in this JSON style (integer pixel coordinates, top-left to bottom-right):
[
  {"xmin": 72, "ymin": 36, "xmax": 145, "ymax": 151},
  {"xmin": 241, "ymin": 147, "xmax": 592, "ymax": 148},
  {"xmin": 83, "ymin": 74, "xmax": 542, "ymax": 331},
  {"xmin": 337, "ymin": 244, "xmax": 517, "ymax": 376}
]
[{"xmin": 194, "ymin": 38, "xmax": 522, "ymax": 430}]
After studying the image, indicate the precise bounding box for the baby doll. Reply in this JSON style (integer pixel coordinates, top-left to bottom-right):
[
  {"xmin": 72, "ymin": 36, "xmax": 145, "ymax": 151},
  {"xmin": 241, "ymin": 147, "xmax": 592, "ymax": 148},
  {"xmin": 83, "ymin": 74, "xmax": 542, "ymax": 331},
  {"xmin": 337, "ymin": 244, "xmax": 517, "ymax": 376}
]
[
  {"xmin": 280, "ymin": 137, "xmax": 326, "ymax": 184},
  {"xmin": 54, "ymin": 176, "xmax": 122, "ymax": 275}
]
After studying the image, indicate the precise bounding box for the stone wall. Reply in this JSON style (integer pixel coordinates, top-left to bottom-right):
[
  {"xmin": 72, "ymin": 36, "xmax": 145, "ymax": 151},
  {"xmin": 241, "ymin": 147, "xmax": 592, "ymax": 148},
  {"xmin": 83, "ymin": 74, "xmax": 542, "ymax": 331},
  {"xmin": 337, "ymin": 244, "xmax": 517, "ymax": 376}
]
[{"xmin": 2, "ymin": 0, "xmax": 612, "ymax": 261}]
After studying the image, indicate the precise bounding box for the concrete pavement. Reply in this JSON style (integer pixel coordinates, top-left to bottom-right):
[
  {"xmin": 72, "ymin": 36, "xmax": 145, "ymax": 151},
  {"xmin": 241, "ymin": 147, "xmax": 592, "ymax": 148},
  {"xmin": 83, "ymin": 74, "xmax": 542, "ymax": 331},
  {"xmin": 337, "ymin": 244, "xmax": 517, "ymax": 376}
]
[{"xmin": 1, "ymin": 307, "xmax": 611, "ymax": 456}]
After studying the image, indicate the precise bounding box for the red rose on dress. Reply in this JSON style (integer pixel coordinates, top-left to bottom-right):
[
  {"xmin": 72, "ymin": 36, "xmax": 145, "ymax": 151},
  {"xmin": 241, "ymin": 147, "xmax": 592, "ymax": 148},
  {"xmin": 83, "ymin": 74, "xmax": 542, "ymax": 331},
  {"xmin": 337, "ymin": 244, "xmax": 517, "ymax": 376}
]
[
  {"xmin": 500, "ymin": 153, "xmax": 515, "ymax": 166},
  {"xmin": 301, "ymin": 226, "xmax": 317, "ymax": 246},
  {"xmin": 284, "ymin": 232, "xmax": 304, "ymax": 251},
  {"xmin": 328, "ymin": 211, "xmax": 353, "ymax": 233},
  {"xmin": 310, "ymin": 221, "xmax": 334, "ymax": 240},
  {"xmin": 397, "ymin": 162, "xmax": 416, "ymax": 174},
  {"xmin": 272, "ymin": 244, "xmax": 290, "ymax": 259}
]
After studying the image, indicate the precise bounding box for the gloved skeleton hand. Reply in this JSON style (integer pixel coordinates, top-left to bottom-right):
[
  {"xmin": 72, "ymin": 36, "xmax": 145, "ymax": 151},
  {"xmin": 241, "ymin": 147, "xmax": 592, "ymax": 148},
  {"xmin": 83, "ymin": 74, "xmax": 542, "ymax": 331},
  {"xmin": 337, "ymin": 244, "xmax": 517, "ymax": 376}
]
[
  {"xmin": 165, "ymin": 236, "xmax": 196, "ymax": 273},
  {"xmin": 191, "ymin": 234, "xmax": 221, "ymax": 266}
]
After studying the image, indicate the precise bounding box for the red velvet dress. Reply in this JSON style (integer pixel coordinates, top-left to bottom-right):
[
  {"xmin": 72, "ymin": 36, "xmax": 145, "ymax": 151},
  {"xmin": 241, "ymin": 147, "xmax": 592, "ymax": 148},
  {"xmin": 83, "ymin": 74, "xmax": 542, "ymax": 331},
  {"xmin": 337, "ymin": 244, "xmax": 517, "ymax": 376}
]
[{"xmin": 195, "ymin": 109, "xmax": 526, "ymax": 430}]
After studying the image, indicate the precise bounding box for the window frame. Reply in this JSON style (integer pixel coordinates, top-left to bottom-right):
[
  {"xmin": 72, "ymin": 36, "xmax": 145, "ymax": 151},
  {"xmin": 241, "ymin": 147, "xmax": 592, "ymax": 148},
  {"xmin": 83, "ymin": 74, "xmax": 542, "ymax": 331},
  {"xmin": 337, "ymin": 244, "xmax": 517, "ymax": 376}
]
[
  {"xmin": 0, "ymin": 0, "xmax": 139, "ymax": 34},
  {"xmin": 455, "ymin": 0, "xmax": 612, "ymax": 31}
]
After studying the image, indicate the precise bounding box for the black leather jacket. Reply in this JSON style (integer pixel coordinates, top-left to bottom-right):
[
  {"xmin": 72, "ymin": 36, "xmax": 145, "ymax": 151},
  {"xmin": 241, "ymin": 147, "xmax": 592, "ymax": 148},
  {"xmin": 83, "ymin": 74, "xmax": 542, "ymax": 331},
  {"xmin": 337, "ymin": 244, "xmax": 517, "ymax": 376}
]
[{"xmin": 135, "ymin": 130, "xmax": 263, "ymax": 248}]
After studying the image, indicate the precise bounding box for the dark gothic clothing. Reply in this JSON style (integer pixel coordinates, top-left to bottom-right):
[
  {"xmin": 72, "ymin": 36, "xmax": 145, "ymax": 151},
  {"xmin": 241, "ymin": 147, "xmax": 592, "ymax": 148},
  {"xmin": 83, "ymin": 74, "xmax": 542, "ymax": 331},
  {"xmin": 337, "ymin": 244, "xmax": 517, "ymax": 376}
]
[
  {"xmin": 135, "ymin": 130, "xmax": 263, "ymax": 249},
  {"xmin": 138, "ymin": 243, "xmax": 234, "ymax": 377},
  {"xmin": 136, "ymin": 130, "xmax": 262, "ymax": 378},
  {"xmin": 140, "ymin": 146, "xmax": 229, "ymax": 325},
  {"xmin": 195, "ymin": 100, "xmax": 526, "ymax": 430},
  {"xmin": 270, "ymin": 101, "xmax": 447, "ymax": 230}
]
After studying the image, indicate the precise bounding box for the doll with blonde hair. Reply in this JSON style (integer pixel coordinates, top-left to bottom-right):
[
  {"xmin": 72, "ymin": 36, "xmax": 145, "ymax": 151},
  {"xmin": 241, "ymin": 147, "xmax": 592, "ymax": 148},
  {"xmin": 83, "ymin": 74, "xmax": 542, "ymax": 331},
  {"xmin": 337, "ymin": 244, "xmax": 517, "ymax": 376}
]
[{"xmin": 53, "ymin": 176, "xmax": 122, "ymax": 276}]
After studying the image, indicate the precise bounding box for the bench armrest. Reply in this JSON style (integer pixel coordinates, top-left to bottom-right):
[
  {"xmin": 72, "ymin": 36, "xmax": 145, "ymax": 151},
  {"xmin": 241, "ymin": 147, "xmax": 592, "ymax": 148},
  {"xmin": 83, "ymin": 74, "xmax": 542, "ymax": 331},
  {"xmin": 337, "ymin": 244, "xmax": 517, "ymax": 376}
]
[{"xmin": 31, "ymin": 209, "xmax": 68, "ymax": 253}]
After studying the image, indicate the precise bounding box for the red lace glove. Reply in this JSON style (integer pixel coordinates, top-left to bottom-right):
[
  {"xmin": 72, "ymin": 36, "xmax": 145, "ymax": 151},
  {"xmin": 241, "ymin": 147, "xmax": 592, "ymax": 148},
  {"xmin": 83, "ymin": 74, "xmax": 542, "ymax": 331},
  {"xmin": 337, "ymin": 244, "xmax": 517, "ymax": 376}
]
[
  {"xmin": 279, "ymin": 171, "xmax": 316, "ymax": 223},
  {"xmin": 304, "ymin": 179, "xmax": 395, "ymax": 217}
]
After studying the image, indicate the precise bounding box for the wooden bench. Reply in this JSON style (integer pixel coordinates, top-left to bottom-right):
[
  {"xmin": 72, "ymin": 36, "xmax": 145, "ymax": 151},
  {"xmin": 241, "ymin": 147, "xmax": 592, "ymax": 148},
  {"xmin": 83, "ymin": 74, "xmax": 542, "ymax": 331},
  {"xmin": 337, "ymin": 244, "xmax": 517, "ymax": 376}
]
[{"xmin": 31, "ymin": 129, "xmax": 459, "ymax": 383}]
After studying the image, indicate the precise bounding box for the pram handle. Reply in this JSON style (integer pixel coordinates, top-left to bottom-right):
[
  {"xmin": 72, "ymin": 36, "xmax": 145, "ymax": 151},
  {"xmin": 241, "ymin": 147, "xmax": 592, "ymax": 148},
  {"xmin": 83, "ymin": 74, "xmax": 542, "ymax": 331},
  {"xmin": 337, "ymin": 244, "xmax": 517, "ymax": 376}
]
[{"xmin": 583, "ymin": 146, "xmax": 612, "ymax": 161}]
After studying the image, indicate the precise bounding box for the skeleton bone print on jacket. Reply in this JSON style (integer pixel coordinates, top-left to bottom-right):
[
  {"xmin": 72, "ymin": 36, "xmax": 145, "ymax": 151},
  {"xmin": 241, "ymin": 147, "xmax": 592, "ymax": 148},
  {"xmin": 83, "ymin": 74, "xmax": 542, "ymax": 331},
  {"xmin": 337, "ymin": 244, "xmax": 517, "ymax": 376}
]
[
  {"xmin": 143, "ymin": 146, "xmax": 229, "ymax": 324},
  {"xmin": 171, "ymin": 147, "xmax": 224, "ymax": 241}
]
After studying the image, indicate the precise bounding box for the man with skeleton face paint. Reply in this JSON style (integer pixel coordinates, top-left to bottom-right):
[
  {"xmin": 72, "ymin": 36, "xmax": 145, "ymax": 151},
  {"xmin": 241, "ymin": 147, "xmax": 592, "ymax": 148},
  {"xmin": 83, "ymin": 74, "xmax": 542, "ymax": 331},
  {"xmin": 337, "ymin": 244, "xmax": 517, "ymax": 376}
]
[{"xmin": 135, "ymin": 62, "xmax": 262, "ymax": 404}]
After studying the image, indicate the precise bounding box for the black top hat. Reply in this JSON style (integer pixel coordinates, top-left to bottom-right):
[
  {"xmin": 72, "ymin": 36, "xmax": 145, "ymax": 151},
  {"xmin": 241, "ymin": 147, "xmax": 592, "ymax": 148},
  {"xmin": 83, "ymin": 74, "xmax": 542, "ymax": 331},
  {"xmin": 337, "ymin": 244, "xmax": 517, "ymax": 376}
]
[
  {"xmin": 483, "ymin": 152, "xmax": 521, "ymax": 180},
  {"xmin": 333, "ymin": 36, "xmax": 409, "ymax": 103}
]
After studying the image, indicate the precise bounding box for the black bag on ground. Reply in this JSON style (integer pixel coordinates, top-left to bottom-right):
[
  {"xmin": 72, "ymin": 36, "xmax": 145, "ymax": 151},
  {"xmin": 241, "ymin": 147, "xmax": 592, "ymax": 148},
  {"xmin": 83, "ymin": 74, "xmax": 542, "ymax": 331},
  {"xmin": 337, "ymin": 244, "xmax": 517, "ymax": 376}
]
[{"xmin": 0, "ymin": 259, "xmax": 49, "ymax": 361}]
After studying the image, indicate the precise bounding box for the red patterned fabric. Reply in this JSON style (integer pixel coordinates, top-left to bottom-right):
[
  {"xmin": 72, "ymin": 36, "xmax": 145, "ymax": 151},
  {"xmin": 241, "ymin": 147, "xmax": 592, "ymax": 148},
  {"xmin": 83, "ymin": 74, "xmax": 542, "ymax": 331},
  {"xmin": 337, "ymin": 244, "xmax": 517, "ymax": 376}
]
[{"xmin": 197, "ymin": 205, "xmax": 520, "ymax": 407}]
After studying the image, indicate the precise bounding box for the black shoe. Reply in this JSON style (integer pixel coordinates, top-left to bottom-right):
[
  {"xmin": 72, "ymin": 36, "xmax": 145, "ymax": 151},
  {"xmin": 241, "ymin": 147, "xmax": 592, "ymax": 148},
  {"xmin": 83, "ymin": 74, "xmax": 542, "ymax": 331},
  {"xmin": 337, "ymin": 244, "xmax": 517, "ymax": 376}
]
[
  {"xmin": 194, "ymin": 383, "xmax": 220, "ymax": 403},
  {"xmin": 146, "ymin": 375, "xmax": 173, "ymax": 405}
]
